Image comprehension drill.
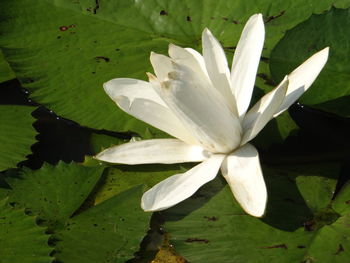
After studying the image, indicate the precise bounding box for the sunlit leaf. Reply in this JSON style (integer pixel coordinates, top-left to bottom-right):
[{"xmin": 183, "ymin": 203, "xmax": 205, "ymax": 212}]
[{"xmin": 1, "ymin": 0, "xmax": 348, "ymax": 138}]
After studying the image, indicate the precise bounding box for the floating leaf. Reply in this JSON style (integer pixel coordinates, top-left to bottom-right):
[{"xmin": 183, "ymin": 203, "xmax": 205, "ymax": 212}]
[
  {"xmin": 0, "ymin": 198, "xmax": 52, "ymax": 263},
  {"xmin": 94, "ymin": 163, "xmax": 189, "ymax": 205},
  {"xmin": 55, "ymin": 185, "xmax": 151, "ymax": 263},
  {"xmin": 163, "ymin": 163, "xmax": 347, "ymax": 263},
  {"xmin": 270, "ymin": 7, "xmax": 350, "ymax": 117},
  {"xmin": 1, "ymin": 0, "xmax": 349, "ymax": 138},
  {"xmin": 0, "ymin": 49, "xmax": 15, "ymax": 82},
  {"xmin": 6, "ymin": 162, "xmax": 103, "ymax": 230},
  {"xmin": 0, "ymin": 105, "xmax": 36, "ymax": 171}
]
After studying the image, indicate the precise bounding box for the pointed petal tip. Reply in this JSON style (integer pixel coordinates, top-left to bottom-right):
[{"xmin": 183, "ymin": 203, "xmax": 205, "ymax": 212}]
[
  {"xmin": 202, "ymin": 27, "xmax": 212, "ymax": 37},
  {"xmin": 320, "ymin": 46, "xmax": 330, "ymax": 58}
]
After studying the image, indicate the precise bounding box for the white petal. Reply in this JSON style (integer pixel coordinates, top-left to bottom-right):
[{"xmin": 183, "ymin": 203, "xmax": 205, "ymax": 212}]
[
  {"xmin": 150, "ymin": 52, "xmax": 173, "ymax": 81},
  {"xmin": 202, "ymin": 28, "xmax": 238, "ymax": 113},
  {"xmin": 221, "ymin": 144, "xmax": 267, "ymax": 217},
  {"xmin": 157, "ymin": 63, "xmax": 242, "ymax": 153},
  {"xmin": 230, "ymin": 14, "xmax": 265, "ymax": 118},
  {"xmin": 104, "ymin": 77, "xmax": 197, "ymax": 144},
  {"xmin": 274, "ymin": 47, "xmax": 329, "ymax": 116},
  {"xmin": 168, "ymin": 43, "xmax": 209, "ymax": 78},
  {"xmin": 104, "ymin": 78, "xmax": 166, "ymax": 107},
  {"xmin": 241, "ymin": 76, "xmax": 288, "ymax": 145},
  {"xmin": 95, "ymin": 139, "xmax": 210, "ymax": 164},
  {"xmin": 141, "ymin": 154, "xmax": 225, "ymax": 211}
]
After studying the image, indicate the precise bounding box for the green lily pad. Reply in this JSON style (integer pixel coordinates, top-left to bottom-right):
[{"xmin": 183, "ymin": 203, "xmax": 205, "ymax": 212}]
[
  {"xmin": 163, "ymin": 162, "xmax": 347, "ymax": 263},
  {"xmin": 55, "ymin": 185, "xmax": 151, "ymax": 263},
  {"xmin": 0, "ymin": 49, "xmax": 15, "ymax": 82},
  {"xmin": 0, "ymin": 105, "xmax": 37, "ymax": 171},
  {"xmin": 270, "ymin": 7, "xmax": 350, "ymax": 117},
  {"xmin": 1, "ymin": 0, "xmax": 349, "ymax": 139},
  {"xmin": 6, "ymin": 162, "xmax": 104, "ymax": 230},
  {"xmin": 0, "ymin": 198, "xmax": 53, "ymax": 263},
  {"xmin": 93, "ymin": 163, "xmax": 190, "ymax": 205}
]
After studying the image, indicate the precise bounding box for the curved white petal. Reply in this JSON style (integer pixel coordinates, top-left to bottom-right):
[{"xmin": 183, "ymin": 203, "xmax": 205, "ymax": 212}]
[
  {"xmin": 202, "ymin": 28, "xmax": 238, "ymax": 113},
  {"xmin": 274, "ymin": 47, "xmax": 329, "ymax": 117},
  {"xmin": 104, "ymin": 77, "xmax": 197, "ymax": 144},
  {"xmin": 141, "ymin": 154, "xmax": 225, "ymax": 211},
  {"xmin": 104, "ymin": 78, "xmax": 167, "ymax": 107},
  {"xmin": 95, "ymin": 139, "xmax": 210, "ymax": 164},
  {"xmin": 168, "ymin": 43, "xmax": 209, "ymax": 78},
  {"xmin": 230, "ymin": 14, "xmax": 265, "ymax": 118},
  {"xmin": 157, "ymin": 63, "xmax": 242, "ymax": 153},
  {"xmin": 150, "ymin": 52, "xmax": 174, "ymax": 81},
  {"xmin": 221, "ymin": 144, "xmax": 267, "ymax": 217},
  {"xmin": 241, "ymin": 76, "xmax": 288, "ymax": 145}
]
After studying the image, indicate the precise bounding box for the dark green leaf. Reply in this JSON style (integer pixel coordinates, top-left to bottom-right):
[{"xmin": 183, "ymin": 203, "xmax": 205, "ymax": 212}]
[
  {"xmin": 6, "ymin": 162, "xmax": 103, "ymax": 230},
  {"xmin": 0, "ymin": 105, "xmax": 37, "ymax": 171},
  {"xmin": 55, "ymin": 185, "xmax": 151, "ymax": 263},
  {"xmin": 0, "ymin": 198, "xmax": 53, "ymax": 263},
  {"xmin": 163, "ymin": 163, "xmax": 346, "ymax": 263},
  {"xmin": 0, "ymin": 49, "xmax": 15, "ymax": 82},
  {"xmin": 1, "ymin": 0, "xmax": 348, "ymax": 137},
  {"xmin": 270, "ymin": 7, "xmax": 350, "ymax": 117}
]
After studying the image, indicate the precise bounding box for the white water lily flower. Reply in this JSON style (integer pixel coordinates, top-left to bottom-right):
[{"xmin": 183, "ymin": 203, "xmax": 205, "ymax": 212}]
[{"xmin": 95, "ymin": 14, "xmax": 329, "ymax": 217}]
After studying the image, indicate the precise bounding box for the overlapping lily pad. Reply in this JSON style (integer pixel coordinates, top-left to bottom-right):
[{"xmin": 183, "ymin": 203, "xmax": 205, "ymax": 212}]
[
  {"xmin": 93, "ymin": 163, "xmax": 190, "ymax": 205},
  {"xmin": 55, "ymin": 185, "xmax": 151, "ymax": 263},
  {"xmin": 163, "ymin": 163, "xmax": 349, "ymax": 263},
  {"xmin": 0, "ymin": 105, "xmax": 37, "ymax": 171},
  {"xmin": 1, "ymin": 0, "xmax": 349, "ymax": 139},
  {"xmin": 6, "ymin": 162, "xmax": 104, "ymax": 230},
  {"xmin": 0, "ymin": 50, "xmax": 15, "ymax": 82},
  {"xmin": 270, "ymin": 7, "xmax": 350, "ymax": 117},
  {"xmin": 0, "ymin": 198, "xmax": 53, "ymax": 263}
]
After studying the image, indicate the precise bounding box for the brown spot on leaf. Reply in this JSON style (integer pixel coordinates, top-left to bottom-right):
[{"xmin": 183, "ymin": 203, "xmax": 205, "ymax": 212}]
[
  {"xmin": 59, "ymin": 26, "xmax": 68, "ymax": 31},
  {"xmin": 69, "ymin": 24, "xmax": 76, "ymax": 28},
  {"xmin": 261, "ymin": 244, "xmax": 288, "ymax": 249},
  {"xmin": 185, "ymin": 238, "xmax": 209, "ymax": 244},
  {"xmin": 204, "ymin": 216, "xmax": 218, "ymax": 221},
  {"xmin": 303, "ymin": 220, "xmax": 315, "ymax": 231},
  {"xmin": 260, "ymin": 56, "xmax": 269, "ymax": 62},
  {"xmin": 334, "ymin": 244, "xmax": 345, "ymax": 255},
  {"xmin": 160, "ymin": 10, "xmax": 168, "ymax": 15},
  {"xmin": 186, "ymin": 16, "xmax": 192, "ymax": 22},
  {"xmin": 257, "ymin": 73, "xmax": 276, "ymax": 86},
  {"xmin": 345, "ymin": 200, "xmax": 350, "ymax": 205},
  {"xmin": 297, "ymin": 245, "xmax": 306, "ymax": 249},
  {"xmin": 95, "ymin": 56, "xmax": 110, "ymax": 62},
  {"xmin": 265, "ymin": 11, "xmax": 285, "ymax": 23}
]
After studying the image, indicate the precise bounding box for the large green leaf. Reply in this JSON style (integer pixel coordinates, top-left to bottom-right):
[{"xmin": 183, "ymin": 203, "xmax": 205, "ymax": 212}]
[
  {"xmin": 270, "ymin": 7, "xmax": 350, "ymax": 117},
  {"xmin": 1, "ymin": 0, "xmax": 348, "ymax": 138},
  {"xmin": 93, "ymin": 163, "xmax": 190, "ymax": 205},
  {"xmin": 0, "ymin": 105, "xmax": 37, "ymax": 171},
  {"xmin": 6, "ymin": 162, "xmax": 103, "ymax": 230},
  {"xmin": 163, "ymin": 163, "xmax": 349, "ymax": 263},
  {"xmin": 55, "ymin": 185, "xmax": 151, "ymax": 263},
  {"xmin": 0, "ymin": 49, "xmax": 15, "ymax": 82},
  {"xmin": 0, "ymin": 198, "xmax": 53, "ymax": 263}
]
